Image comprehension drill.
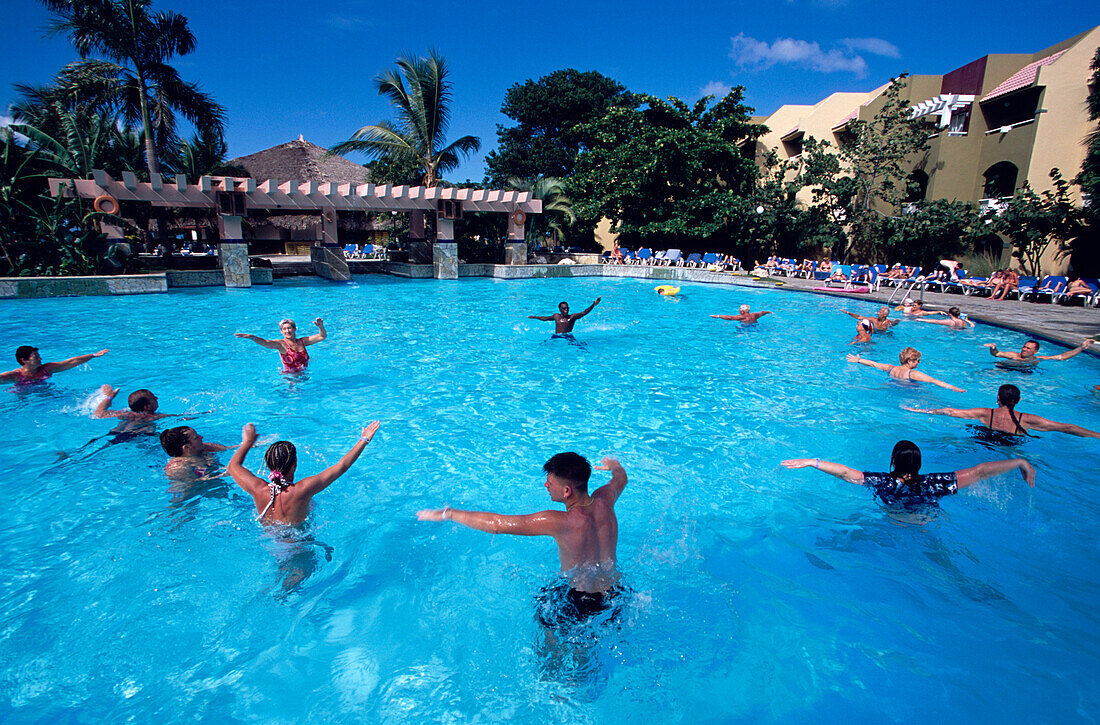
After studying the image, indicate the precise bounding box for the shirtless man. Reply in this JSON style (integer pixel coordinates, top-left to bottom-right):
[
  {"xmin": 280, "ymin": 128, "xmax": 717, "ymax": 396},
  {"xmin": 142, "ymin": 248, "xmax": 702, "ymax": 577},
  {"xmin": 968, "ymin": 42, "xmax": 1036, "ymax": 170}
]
[
  {"xmin": 529, "ymin": 298, "xmax": 602, "ymax": 334},
  {"xmin": 841, "ymin": 307, "xmax": 898, "ymax": 331},
  {"xmin": 898, "ymin": 299, "xmax": 938, "ymax": 317},
  {"xmin": 710, "ymin": 305, "xmax": 771, "ymax": 324},
  {"xmin": 1, "ymin": 346, "xmax": 108, "ymax": 384},
  {"xmin": 847, "ymin": 347, "xmax": 964, "ymax": 392},
  {"xmin": 919, "ymin": 306, "xmax": 975, "ymax": 329},
  {"xmin": 984, "ymin": 338, "xmax": 1094, "ymax": 366},
  {"xmin": 93, "ymin": 384, "xmax": 174, "ymax": 422},
  {"xmin": 418, "ymin": 453, "xmax": 627, "ymax": 614},
  {"xmin": 159, "ymin": 426, "xmax": 234, "ymax": 482}
]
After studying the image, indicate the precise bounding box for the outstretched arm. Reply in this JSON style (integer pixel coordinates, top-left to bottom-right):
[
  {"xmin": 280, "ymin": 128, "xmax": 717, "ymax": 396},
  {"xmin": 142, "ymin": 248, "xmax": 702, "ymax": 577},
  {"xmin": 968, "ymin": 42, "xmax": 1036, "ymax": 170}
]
[
  {"xmin": 416, "ymin": 506, "xmax": 565, "ymax": 536},
  {"xmin": 0, "ymin": 368, "xmax": 19, "ymax": 382},
  {"xmin": 593, "ymin": 457, "xmax": 628, "ymax": 504},
  {"xmin": 297, "ymin": 421, "xmax": 381, "ymax": 496},
  {"xmin": 909, "ymin": 371, "xmax": 964, "ymax": 392},
  {"xmin": 1023, "ymin": 414, "xmax": 1100, "ymax": 439},
  {"xmin": 839, "ymin": 309, "xmax": 863, "ymax": 321},
  {"xmin": 226, "ymin": 423, "xmax": 267, "ymax": 498},
  {"xmin": 1038, "ymin": 339, "xmax": 1094, "ymax": 361},
  {"xmin": 781, "ymin": 458, "xmax": 865, "ymax": 485},
  {"xmin": 918, "ymin": 319, "xmax": 951, "ymax": 327},
  {"xmin": 301, "ymin": 318, "xmax": 327, "ymax": 346},
  {"xmin": 845, "ymin": 354, "xmax": 891, "ymax": 371},
  {"xmin": 711, "ymin": 314, "xmax": 742, "ymax": 321},
  {"xmin": 234, "ymin": 333, "xmax": 280, "ymax": 349},
  {"xmin": 955, "ymin": 458, "xmax": 1035, "ymax": 489},
  {"xmin": 92, "ymin": 384, "xmax": 123, "ymax": 418},
  {"xmin": 902, "ymin": 405, "xmax": 986, "ymax": 420},
  {"xmin": 43, "ymin": 349, "xmax": 109, "ymax": 374},
  {"xmin": 983, "ymin": 343, "xmax": 1012, "ymax": 359},
  {"xmin": 528, "ymin": 315, "xmax": 554, "ymax": 321},
  {"xmin": 203, "ymin": 441, "xmax": 235, "ymax": 452},
  {"xmin": 572, "ymin": 297, "xmax": 602, "ymax": 320}
]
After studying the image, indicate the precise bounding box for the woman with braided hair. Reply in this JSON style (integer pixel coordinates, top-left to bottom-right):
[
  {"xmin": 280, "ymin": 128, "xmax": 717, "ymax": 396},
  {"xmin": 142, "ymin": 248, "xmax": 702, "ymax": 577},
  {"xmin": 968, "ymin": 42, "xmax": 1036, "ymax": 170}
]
[
  {"xmin": 781, "ymin": 440, "xmax": 1034, "ymax": 506},
  {"xmin": 904, "ymin": 384, "xmax": 1100, "ymax": 439},
  {"xmin": 227, "ymin": 420, "xmax": 380, "ymax": 525}
]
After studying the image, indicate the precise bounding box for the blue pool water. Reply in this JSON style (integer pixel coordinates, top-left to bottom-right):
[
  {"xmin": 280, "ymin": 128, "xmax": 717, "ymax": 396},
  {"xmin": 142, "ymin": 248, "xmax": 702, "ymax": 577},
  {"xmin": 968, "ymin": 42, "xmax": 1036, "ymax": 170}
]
[{"xmin": 1, "ymin": 276, "xmax": 1098, "ymax": 722}]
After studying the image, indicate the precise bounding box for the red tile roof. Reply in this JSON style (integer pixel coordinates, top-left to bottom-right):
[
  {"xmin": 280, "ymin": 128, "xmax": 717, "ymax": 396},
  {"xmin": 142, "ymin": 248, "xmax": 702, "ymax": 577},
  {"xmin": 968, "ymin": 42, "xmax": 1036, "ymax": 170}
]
[{"xmin": 981, "ymin": 50, "xmax": 1066, "ymax": 102}]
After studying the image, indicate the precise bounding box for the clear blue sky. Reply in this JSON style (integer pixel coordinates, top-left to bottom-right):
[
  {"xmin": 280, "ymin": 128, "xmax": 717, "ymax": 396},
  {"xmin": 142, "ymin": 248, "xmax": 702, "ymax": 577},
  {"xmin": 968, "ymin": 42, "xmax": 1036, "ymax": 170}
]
[{"xmin": 2, "ymin": 0, "xmax": 1097, "ymax": 183}]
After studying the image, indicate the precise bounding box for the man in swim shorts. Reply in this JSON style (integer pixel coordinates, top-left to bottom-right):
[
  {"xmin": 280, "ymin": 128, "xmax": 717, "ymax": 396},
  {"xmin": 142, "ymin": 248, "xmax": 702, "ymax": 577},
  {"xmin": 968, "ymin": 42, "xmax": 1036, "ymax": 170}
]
[
  {"xmin": 710, "ymin": 305, "xmax": 771, "ymax": 324},
  {"xmin": 418, "ymin": 453, "xmax": 627, "ymax": 619},
  {"xmin": 160, "ymin": 426, "xmax": 235, "ymax": 482},
  {"xmin": 984, "ymin": 338, "xmax": 1094, "ymax": 366},
  {"xmin": 1, "ymin": 346, "xmax": 108, "ymax": 384},
  {"xmin": 529, "ymin": 298, "xmax": 602, "ymax": 333},
  {"xmin": 840, "ymin": 306, "xmax": 898, "ymax": 331}
]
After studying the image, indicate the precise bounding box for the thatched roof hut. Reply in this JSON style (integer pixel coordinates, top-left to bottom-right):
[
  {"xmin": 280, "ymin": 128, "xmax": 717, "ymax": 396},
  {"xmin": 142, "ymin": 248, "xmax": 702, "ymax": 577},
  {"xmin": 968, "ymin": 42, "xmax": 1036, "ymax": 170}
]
[{"xmin": 228, "ymin": 135, "xmax": 372, "ymax": 186}]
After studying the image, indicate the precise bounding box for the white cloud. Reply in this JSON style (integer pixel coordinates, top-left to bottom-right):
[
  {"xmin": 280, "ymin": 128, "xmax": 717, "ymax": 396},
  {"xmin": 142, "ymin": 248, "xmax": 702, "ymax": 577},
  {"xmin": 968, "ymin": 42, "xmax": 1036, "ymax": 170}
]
[
  {"xmin": 842, "ymin": 37, "xmax": 901, "ymax": 58},
  {"xmin": 321, "ymin": 14, "xmax": 370, "ymax": 30},
  {"xmin": 699, "ymin": 81, "xmax": 732, "ymax": 97},
  {"xmin": 729, "ymin": 33, "xmax": 870, "ymax": 75}
]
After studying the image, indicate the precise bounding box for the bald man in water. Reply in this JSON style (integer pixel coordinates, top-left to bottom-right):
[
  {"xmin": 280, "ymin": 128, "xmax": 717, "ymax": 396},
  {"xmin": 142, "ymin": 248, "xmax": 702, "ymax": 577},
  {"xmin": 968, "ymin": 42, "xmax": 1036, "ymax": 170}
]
[
  {"xmin": 841, "ymin": 306, "xmax": 898, "ymax": 331},
  {"xmin": 711, "ymin": 304, "xmax": 771, "ymax": 324}
]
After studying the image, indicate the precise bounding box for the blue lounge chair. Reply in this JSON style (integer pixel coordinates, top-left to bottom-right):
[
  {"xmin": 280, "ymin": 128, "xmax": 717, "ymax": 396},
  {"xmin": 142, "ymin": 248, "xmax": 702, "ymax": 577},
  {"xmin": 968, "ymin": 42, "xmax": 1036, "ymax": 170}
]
[
  {"xmin": 653, "ymin": 250, "xmax": 667, "ymax": 265},
  {"xmin": 343, "ymin": 244, "xmax": 359, "ymax": 259},
  {"xmin": 824, "ymin": 264, "xmax": 852, "ymax": 287},
  {"xmin": 684, "ymin": 252, "xmax": 704, "ymax": 267},
  {"xmin": 636, "ymin": 247, "xmax": 653, "ymax": 265},
  {"xmin": 622, "ymin": 249, "xmax": 637, "ymax": 264},
  {"xmin": 702, "ymin": 252, "xmax": 719, "ymax": 268},
  {"xmin": 664, "ymin": 249, "xmax": 683, "ymax": 266},
  {"xmin": 1059, "ymin": 278, "xmax": 1099, "ymax": 306},
  {"xmin": 1027, "ymin": 275, "xmax": 1067, "ymax": 303}
]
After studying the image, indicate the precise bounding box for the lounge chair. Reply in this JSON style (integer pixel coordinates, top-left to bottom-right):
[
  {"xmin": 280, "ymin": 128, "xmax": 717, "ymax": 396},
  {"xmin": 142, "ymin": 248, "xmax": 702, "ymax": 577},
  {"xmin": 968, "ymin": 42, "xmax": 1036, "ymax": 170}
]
[
  {"xmin": 622, "ymin": 249, "xmax": 637, "ymax": 264},
  {"xmin": 1026, "ymin": 275, "xmax": 1067, "ymax": 303},
  {"xmin": 664, "ymin": 249, "xmax": 683, "ymax": 266},
  {"xmin": 684, "ymin": 252, "xmax": 703, "ymax": 268},
  {"xmin": 1008, "ymin": 275, "xmax": 1039, "ymax": 301},
  {"xmin": 1059, "ymin": 278, "xmax": 1099, "ymax": 306},
  {"xmin": 653, "ymin": 250, "xmax": 667, "ymax": 265},
  {"xmin": 636, "ymin": 247, "xmax": 653, "ymax": 265},
  {"xmin": 702, "ymin": 252, "xmax": 720, "ymax": 270}
]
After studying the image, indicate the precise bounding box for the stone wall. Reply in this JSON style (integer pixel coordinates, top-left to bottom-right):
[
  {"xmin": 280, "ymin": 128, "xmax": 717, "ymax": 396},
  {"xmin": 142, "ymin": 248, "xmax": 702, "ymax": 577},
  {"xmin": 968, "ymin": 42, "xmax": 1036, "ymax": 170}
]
[
  {"xmin": 0, "ymin": 273, "xmax": 167, "ymax": 299},
  {"xmin": 166, "ymin": 268, "xmax": 273, "ymax": 287}
]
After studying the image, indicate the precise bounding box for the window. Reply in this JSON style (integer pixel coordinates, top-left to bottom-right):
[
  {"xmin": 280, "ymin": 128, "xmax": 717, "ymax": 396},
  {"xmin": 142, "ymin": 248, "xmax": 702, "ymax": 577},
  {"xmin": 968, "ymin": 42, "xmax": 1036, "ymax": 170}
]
[
  {"xmin": 982, "ymin": 161, "xmax": 1018, "ymax": 199},
  {"xmin": 981, "ymin": 87, "xmax": 1042, "ymax": 130},
  {"xmin": 948, "ymin": 106, "xmax": 970, "ymax": 135}
]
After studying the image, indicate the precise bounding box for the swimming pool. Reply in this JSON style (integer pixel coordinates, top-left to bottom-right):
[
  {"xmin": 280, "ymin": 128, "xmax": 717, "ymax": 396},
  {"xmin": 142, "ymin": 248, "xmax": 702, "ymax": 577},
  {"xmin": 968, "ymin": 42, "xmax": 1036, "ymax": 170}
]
[{"xmin": 1, "ymin": 276, "xmax": 1098, "ymax": 722}]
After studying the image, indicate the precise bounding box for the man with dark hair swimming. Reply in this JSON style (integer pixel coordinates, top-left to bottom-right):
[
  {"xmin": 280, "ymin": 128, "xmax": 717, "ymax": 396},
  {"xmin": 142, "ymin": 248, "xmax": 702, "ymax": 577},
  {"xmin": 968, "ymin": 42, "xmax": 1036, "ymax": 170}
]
[
  {"xmin": 160, "ymin": 426, "xmax": 235, "ymax": 482},
  {"xmin": 528, "ymin": 298, "xmax": 602, "ymax": 334},
  {"xmin": 1, "ymin": 346, "xmax": 108, "ymax": 384},
  {"xmin": 984, "ymin": 338, "xmax": 1094, "ymax": 366},
  {"xmin": 418, "ymin": 454, "xmax": 627, "ymax": 619}
]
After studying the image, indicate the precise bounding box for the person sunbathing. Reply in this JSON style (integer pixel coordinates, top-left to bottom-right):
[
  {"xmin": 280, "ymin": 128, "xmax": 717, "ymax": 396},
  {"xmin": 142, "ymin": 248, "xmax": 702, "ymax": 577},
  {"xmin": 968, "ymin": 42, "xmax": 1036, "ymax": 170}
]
[
  {"xmin": 1, "ymin": 345, "xmax": 108, "ymax": 385},
  {"xmin": 846, "ymin": 347, "xmax": 964, "ymax": 391},
  {"xmin": 227, "ymin": 421, "xmax": 380, "ymax": 525},
  {"xmin": 904, "ymin": 384, "xmax": 1100, "ymax": 439},
  {"xmin": 918, "ymin": 306, "xmax": 975, "ymax": 329},
  {"xmin": 1065, "ymin": 277, "xmax": 1093, "ymax": 298},
  {"xmin": 781, "ymin": 440, "xmax": 1034, "ymax": 506},
  {"xmin": 711, "ymin": 304, "xmax": 771, "ymax": 324},
  {"xmin": 991, "ymin": 269, "xmax": 1019, "ymax": 300},
  {"xmin": 886, "ymin": 264, "xmax": 907, "ymax": 280},
  {"xmin": 235, "ymin": 318, "xmax": 327, "ymax": 372}
]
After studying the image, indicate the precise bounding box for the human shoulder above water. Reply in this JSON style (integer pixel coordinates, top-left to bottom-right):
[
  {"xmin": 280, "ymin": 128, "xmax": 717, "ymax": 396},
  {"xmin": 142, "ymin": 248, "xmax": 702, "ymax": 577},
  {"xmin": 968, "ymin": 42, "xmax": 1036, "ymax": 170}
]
[
  {"xmin": 0, "ymin": 345, "xmax": 108, "ymax": 384},
  {"xmin": 528, "ymin": 297, "xmax": 602, "ymax": 334}
]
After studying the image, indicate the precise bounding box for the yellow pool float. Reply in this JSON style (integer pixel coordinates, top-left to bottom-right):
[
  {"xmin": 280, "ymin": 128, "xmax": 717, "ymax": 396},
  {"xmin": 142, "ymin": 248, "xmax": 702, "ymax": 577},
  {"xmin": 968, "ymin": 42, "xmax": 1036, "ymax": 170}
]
[{"xmin": 655, "ymin": 285, "xmax": 680, "ymax": 296}]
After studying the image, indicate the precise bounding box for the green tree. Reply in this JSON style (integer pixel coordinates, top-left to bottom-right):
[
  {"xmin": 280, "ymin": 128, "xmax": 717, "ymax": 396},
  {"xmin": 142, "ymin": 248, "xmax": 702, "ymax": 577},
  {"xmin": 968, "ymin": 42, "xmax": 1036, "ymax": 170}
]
[
  {"xmin": 11, "ymin": 105, "xmax": 135, "ymax": 180},
  {"xmin": 886, "ymin": 199, "xmax": 980, "ymax": 269},
  {"xmin": 572, "ymin": 90, "xmax": 763, "ymax": 250},
  {"xmin": 485, "ymin": 69, "xmax": 634, "ymax": 184},
  {"xmin": 1071, "ymin": 46, "xmax": 1100, "ymax": 273},
  {"xmin": 834, "ymin": 74, "xmax": 931, "ymax": 261},
  {"xmin": 991, "ymin": 168, "xmax": 1082, "ymax": 275},
  {"xmin": 166, "ymin": 128, "xmax": 248, "ymax": 184},
  {"xmin": 330, "ymin": 50, "xmax": 480, "ymax": 187},
  {"xmin": 507, "ymin": 176, "xmax": 576, "ymax": 246},
  {"xmin": 41, "ymin": 0, "xmax": 226, "ymax": 178}
]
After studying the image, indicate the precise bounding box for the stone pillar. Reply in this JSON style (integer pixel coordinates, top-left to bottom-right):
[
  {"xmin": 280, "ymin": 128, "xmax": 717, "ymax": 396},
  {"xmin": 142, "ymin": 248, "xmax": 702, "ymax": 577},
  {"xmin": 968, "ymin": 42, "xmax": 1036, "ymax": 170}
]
[
  {"xmin": 216, "ymin": 214, "xmax": 251, "ymax": 288},
  {"xmin": 311, "ymin": 243, "xmax": 351, "ymax": 281},
  {"xmin": 506, "ymin": 209, "xmax": 527, "ymax": 265},
  {"xmin": 433, "ymin": 242, "xmax": 458, "ymax": 279}
]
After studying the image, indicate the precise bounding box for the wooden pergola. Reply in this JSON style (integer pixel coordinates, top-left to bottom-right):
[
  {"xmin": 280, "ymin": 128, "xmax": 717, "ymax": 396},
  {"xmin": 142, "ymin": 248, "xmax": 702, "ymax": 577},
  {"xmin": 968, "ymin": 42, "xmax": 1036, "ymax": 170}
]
[{"xmin": 49, "ymin": 170, "xmax": 542, "ymax": 286}]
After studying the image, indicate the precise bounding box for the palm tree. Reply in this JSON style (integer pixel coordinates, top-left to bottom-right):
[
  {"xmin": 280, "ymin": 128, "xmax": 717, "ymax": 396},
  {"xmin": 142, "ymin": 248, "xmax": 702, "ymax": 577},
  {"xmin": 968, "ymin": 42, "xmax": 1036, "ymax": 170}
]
[
  {"xmin": 329, "ymin": 50, "xmax": 480, "ymax": 187},
  {"xmin": 10, "ymin": 104, "xmax": 134, "ymax": 180},
  {"xmin": 508, "ymin": 177, "xmax": 576, "ymax": 244},
  {"xmin": 166, "ymin": 128, "xmax": 248, "ymax": 184},
  {"xmin": 41, "ymin": 0, "xmax": 226, "ymax": 178}
]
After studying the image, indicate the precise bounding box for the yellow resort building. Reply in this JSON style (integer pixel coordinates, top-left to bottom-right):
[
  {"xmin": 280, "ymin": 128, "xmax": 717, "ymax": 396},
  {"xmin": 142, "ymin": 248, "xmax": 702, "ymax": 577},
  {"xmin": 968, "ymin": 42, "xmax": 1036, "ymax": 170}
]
[{"xmin": 749, "ymin": 25, "xmax": 1100, "ymax": 271}]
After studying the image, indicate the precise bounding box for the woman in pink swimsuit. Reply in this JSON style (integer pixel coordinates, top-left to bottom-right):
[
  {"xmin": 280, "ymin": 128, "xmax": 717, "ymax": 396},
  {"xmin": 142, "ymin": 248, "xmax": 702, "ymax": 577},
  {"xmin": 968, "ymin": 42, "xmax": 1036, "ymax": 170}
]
[{"xmin": 235, "ymin": 318, "xmax": 327, "ymax": 371}]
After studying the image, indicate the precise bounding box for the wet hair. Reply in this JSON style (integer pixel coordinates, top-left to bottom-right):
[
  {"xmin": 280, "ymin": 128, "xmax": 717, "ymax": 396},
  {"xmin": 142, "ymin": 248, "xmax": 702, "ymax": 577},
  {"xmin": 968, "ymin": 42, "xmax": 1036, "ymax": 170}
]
[
  {"xmin": 543, "ymin": 452, "xmax": 591, "ymax": 493},
  {"xmin": 890, "ymin": 440, "xmax": 923, "ymax": 493},
  {"xmin": 997, "ymin": 384, "xmax": 1026, "ymax": 432},
  {"xmin": 948, "ymin": 306, "xmax": 961, "ymax": 317},
  {"xmin": 15, "ymin": 345, "xmax": 37, "ymax": 364},
  {"xmin": 1023, "ymin": 339, "xmax": 1040, "ymax": 350},
  {"xmin": 159, "ymin": 426, "xmax": 193, "ymax": 457},
  {"xmin": 279, "ymin": 318, "xmax": 296, "ymax": 329},
  {"xmin": 558, "ymin": 301, "xmax": 568, "ymax": 309},
  {"xmin": 912, "ymin": 300, "xmax": 923, "ymax": 307},
  {"xmin": 899, "ymin": 347, "xmax": 921, "ymax": 365},
  {"xmin": 264, "ymin": 440, "xmax": 298, "ymax": 484},
  {"xmin": 127, "ymin": 389, "xmax": 156, "ymax": 412}
]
